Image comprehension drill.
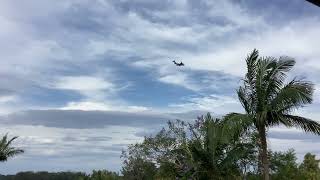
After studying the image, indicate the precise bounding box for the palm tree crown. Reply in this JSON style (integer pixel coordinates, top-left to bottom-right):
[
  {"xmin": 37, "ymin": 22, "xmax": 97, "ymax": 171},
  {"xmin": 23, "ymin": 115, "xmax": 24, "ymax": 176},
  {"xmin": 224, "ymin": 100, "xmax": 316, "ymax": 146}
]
[
  {"xmin": 0, "ymin": 134, "xmax": 24, "ymax": 162},
  {"xmin": 238, "ymin": 49, "xmax": 320, "ymax": 133}
]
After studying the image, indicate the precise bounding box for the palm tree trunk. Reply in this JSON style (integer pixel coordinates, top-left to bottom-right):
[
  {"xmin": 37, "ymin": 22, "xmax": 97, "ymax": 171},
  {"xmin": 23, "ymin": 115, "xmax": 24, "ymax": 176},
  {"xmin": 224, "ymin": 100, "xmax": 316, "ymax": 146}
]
[{"xmin": 258, "ymin": 126, "xmax": 269, "ymax": 180}]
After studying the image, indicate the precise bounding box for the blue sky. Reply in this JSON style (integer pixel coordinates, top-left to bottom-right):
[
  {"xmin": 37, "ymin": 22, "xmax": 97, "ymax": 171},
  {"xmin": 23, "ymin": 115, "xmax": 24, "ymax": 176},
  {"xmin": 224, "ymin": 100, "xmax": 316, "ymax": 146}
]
[{"xmin": 0, "ymin": 0, "xmax": 320, "ymax": 174}]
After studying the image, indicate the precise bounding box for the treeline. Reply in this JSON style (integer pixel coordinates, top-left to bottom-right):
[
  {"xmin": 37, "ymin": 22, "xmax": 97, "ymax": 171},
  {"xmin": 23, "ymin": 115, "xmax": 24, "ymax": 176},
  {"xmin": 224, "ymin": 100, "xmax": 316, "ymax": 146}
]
[{"xmin": 0, "ymin": 170, "xmax": 121, "ymax": 180}]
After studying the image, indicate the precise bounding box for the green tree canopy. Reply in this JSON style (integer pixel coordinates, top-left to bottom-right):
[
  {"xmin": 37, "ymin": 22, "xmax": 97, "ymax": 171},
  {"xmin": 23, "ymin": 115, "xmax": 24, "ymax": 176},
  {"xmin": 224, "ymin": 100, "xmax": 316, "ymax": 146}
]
[
  {"xmin": 299, "ymin": 153, "xmax": 320, "ymax": 180},
  {"xmin": 121, "ymin": 114, "xmax": 258, "ymax": 179},
  {"xmin": 269, "ymin": 149, "xmax": 300, "ymax": 180}
]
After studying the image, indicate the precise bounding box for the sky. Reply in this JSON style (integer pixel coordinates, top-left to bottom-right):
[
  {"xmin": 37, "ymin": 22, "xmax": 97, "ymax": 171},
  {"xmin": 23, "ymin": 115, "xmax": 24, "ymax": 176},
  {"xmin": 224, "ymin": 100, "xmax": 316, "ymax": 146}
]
[{"xmin": 0, "ymin": 0, "xmax": 320, "ymax": 174}]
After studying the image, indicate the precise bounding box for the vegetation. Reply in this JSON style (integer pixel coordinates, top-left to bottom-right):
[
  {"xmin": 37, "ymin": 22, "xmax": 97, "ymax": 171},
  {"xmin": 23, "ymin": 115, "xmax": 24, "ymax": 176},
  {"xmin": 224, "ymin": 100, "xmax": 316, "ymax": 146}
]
[
  {"xmin": 0, "ymin": 134, "xmax": 24, "ymax": 162},
  {"xmin": 269, "ymin": 149, "xmax": 300, "ymax": 180},
  {"xmin": 0, "ymin": 170, "xmax": 122, "ymax": 180},
  {"xmin": 299, "ymin": 153, "xmax": 320, "ymax": 180},
  {"xmin": 120, "ymin": 118, "xmax": 320, "ymax": 179},
  {"xmin": 121, "ymin": 114, "xmax": 257, "ymax": 179}
]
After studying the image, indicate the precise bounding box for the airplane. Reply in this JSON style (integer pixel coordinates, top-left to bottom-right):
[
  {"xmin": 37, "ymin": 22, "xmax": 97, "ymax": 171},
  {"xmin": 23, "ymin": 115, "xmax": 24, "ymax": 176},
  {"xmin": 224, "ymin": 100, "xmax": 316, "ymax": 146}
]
[{"xmin": 172, "ymin": 60, "xmax": 184, "ymax": 66}]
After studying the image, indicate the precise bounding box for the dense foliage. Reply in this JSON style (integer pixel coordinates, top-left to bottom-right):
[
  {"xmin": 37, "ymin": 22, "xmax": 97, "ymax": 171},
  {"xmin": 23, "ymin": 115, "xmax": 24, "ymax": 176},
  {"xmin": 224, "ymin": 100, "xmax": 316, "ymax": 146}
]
[
  {"xmin": 121, "ymin": 114, "xmax": 258, "ymax": 179},
  {"xmin": 0, "ymin": 170, "xmax": 122, "ymax": 180}
]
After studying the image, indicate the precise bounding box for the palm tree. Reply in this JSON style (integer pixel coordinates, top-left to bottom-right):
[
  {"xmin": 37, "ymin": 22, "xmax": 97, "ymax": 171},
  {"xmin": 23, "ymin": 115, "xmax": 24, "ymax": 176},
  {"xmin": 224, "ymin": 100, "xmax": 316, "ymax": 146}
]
[
  {"xmin": 187, "ymin": 113, "xmax": 256, "ymax": 179},
  {"xmin": 0, "ymin": 134, "xmax": 24, "ymax": 162},
  {"xmin": 228, "ymin": 49, "xmax": 320, "ymax": 180}
]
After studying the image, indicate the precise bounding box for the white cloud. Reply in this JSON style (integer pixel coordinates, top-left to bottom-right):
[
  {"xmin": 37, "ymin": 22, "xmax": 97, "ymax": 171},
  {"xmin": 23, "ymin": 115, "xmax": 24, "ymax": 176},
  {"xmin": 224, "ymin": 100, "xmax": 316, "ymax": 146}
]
[
  {"xmin": 0, "ymin": 95, "xmax": 21, "ymax": 115},
  {"xmin": 179, "ymin": 18, "xmax": 320, "ymax": 77},
  {"xmin": 52, "ymin": 76, "xmax": 144, "ymax": 112},
  {"xmin": 127, "ymin": 106, "xmax": 149, "ymax": 112},
  {"xmin": 169, "ymin": 94, "xmax": 243, "ymax": 114},
  {"xmin": 61, "ymin": 101, "xmax": 149, "ymax": 112},
  {"xmin": 205, "ymin": 0, "xmax": 265, "ymax": 27},
  {"xmin": 53, "ymin": 76, "xmax": 114, "ymax": 91},
  {"xmin": 127, "ymin": 17, "xmax": 203, "ymax": 44},
  {"xmin": 86, "ymin": 40, "xmax": 133, "ymax": 57},
  {"xmin": 52, "ymin": 75, "xmax": 117, "ymax": 102},
  {"xmin": 52, "ymin": 75, "xmax": 147, "ymax": 112},
  {"xmin": 0, "ymin": 95, "xmax": 17, "ymax": 103},
  {"xmin": 269, "ymin": 138, "xmax": 320, "ymax": 161},
  {"xmin": 61, "ymin": 101, "xmax": 112, "ymax": 111},
  {"xmin": 158, "ymin": 73, "xmax": 199, "ymax": 91}
]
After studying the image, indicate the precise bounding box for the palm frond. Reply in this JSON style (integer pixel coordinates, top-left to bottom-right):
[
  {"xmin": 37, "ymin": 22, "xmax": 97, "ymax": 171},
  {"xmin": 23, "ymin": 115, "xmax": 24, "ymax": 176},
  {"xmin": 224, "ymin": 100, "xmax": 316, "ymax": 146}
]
[
  {"xmin": 281, "ymin": 115, "xmax": 320, "ymax": 135},
  {"xmin": 245, "ymin": 49, "xmax": 259, "ymax": 86},
  {"xmin": 6, "ymin": 136, "xmax": 19, "ymax": 149},
  {"xmin": 6, "ymin": 148, "xmax": 24, "ymax": 158},
  {"xmin": 271, "ymin": 79, "xmax": 314, "ymax": 112},
  {"xmin": 255, "ymin": 58, "xmax": 273, "ymax": 111},
  {"xmin": 223, "ymin": 113, "xmax": 254, "ymax": 138},
  {"xmin": 0, "ymin": 134, "xmax": 24, "ymax": 162},
  {"xmin": 265, "ymin": 57, "xmax": 296, "ymax": 100},
  {"xmin": 237, "ymin": 87, "xmax": 252, "ymax": 114}
]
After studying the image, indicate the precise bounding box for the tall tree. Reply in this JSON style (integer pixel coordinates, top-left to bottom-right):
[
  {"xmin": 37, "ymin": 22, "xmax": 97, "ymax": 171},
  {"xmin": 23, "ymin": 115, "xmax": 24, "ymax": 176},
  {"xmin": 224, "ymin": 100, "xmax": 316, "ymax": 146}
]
[
  {"xmin": 187, "ymin": 114, "xmax": 257, "ymax": 179},
  {"xmin": 269, "ymin": 149, "xmax": 300, "ymax": 180},
  {"xmin": 0, "ymin": 134, "xmax": 24, "ymax": 162},
  {"xmin": 121, "ymin": 152, "xmax": 157, "ymax": 180},
  {"xmin": 299, "ymin": 153, "xmax": 320, "ymax": 180},
  {"xmin": 229, "ymin": 49, "xmax": 320, "ymax": 180},
  {"xmin": 90, "ymin": 170, "xmax": 122, "ymax": 180}
]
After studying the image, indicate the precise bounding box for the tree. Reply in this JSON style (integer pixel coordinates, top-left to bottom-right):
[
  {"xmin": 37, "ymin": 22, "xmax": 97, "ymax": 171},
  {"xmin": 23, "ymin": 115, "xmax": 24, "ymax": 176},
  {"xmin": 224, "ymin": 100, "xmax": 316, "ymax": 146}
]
[
  {"xmin": 121, "ymin": 114, "xmax": 258, "ymax": 179},
  {"xmin": 121, "ymin": 120, "xmax": 188, "ymax": 179},
  {"xmin": 121, "ymin": 153, "xmax": 157, "ymax": 180},
  {"xmin": 90, "ymin": 170, "xmax": 122, "ymax": 180},
  {"xmin": 229, "ymin": 49, "xmax": 320, "ymax": 180},
  {"xmin": 1, "ymin": 171, "xmax": 89, "ymax": 180},
  {"xmin": 0, "ymin": 133, "xmax": 24, "ymax": 162},
  {"xmin": 269, "ymin": 149, "xmax": 300, "ymax": 180},
  {"xmin": 299, "ymin": 153, "xmax": 320, "ymax": 180},
  {"xmin": 186, "ymin": 113, "xmax": 255, "ymax": 179}
]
